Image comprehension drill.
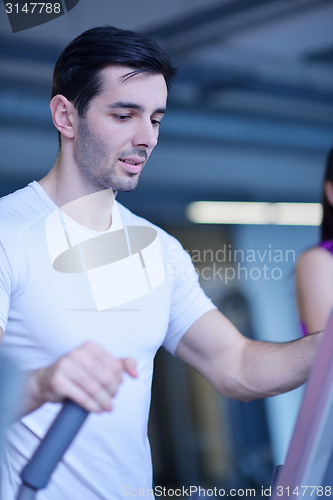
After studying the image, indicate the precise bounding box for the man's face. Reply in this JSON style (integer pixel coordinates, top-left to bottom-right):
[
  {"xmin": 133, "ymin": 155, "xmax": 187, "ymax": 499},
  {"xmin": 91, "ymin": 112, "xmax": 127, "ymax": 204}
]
[{"xmin": 73, "ymin": 66, "xmax": 168, "ymax": 193}]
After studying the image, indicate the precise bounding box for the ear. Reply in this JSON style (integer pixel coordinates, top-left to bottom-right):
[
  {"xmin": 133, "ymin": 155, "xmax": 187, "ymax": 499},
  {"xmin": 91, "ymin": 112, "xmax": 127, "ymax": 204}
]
[
  {"xmin": 324, "ymin": 181, "xmax": 333, "ymax": 207},
  {"xmin": 50, "ymin": 95, "xmax": 76, "ymax": 139}
]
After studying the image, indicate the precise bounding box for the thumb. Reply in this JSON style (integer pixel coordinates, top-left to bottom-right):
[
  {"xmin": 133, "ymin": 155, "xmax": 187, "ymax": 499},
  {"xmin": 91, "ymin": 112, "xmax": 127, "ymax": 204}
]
[{"xmin": 122, "ymin": 357, "xmax": 138, "ymax": 378}]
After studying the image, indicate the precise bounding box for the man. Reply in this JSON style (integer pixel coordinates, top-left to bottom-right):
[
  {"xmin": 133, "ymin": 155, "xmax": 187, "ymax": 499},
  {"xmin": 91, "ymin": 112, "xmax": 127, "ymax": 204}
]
[{"xmin": 0, "ymin": 26, "xmax": 321, "ymax": 499}]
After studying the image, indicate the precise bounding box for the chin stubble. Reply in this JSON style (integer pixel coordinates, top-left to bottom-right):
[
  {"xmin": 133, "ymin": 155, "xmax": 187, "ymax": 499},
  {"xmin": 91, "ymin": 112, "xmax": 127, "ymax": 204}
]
[{"xmin": 74, "ymin": 118, "xmax": 146, "ymax": 192}]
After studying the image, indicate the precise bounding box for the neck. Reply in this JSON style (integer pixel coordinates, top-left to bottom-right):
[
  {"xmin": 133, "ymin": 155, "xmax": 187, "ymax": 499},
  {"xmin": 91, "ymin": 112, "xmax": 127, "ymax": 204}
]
[{"xmin": 39, "ymin": 150, "xmax": 116, "ymax": 232}]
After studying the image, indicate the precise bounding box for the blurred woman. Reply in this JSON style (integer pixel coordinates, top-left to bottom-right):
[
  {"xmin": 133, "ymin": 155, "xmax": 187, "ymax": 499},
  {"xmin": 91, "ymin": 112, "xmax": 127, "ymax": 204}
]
[{"xmin": 296, "ymin": 149, "xmax": 333, "ymax": 335}]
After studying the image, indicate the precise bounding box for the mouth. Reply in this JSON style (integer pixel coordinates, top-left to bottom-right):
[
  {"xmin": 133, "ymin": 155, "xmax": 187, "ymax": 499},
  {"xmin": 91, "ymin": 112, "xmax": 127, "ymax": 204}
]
[{"xmin": 119, "ymin": 157, "xmax": 145, "ymax": 174}]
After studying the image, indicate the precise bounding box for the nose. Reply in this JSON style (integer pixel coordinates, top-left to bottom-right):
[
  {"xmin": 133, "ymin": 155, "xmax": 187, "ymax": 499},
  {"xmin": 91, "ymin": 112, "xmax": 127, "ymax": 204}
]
[{"xmin": 133, "ymin": 119, "xmax": 158, "ymax": 150}]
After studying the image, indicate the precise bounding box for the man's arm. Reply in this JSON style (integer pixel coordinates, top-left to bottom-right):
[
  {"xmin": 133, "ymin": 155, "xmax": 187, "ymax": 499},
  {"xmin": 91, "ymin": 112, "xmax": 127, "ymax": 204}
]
[
  {"xmin": 0, "ymin": 327, "xmax": 137, "ymax": 417},
  {"xmin": 175, "ymin": 309, "xmax": 322, "ymax": 402}
]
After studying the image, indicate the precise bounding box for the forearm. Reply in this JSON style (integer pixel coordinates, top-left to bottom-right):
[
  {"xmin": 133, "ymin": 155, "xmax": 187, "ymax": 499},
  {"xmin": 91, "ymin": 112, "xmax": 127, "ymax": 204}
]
[
  {"xmin": 176, "ymin": 309, "xmax": 323, "ymax": 403},
  {"xmin": 234, "ymin": 331, "xmax": 323, "ymax": 402}
]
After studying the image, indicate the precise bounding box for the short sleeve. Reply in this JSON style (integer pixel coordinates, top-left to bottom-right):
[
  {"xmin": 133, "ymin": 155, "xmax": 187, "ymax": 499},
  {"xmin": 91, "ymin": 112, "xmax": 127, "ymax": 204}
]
[
  {"xmin": 162, "ymin": 238, "xmax": 216, "ymax": 355},
  {"xmin": 0, "ymin": 242, "xmax": 13, "ymax": 332}
]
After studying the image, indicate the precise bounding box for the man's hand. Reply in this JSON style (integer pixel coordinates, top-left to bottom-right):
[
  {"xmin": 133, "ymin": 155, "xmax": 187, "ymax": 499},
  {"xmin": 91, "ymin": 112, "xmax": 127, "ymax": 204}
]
[{"xmin": 20, "ymin": 342, "xmax": 137, "ymax": 417}]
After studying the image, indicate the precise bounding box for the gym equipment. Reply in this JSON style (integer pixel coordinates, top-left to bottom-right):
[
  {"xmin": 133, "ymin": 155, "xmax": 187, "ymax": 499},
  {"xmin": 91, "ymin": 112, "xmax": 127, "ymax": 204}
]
[
  {"xmin": 16, "ymin": 400, "xmax": 89, "ymax": 500},
  {"xmin": 0, "ymin": 354, "xmax": 21, "ymax": 462},
  {"xmin": 271, "ymin": 312, "xmax": 333, "ymax": 499}
]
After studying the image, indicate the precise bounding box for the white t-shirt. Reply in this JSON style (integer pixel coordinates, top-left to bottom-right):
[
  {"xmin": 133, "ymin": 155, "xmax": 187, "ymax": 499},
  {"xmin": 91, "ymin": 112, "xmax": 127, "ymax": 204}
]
[{"xmin": 0, "ymin": 182, "xmax": 216, "ymax": 499}]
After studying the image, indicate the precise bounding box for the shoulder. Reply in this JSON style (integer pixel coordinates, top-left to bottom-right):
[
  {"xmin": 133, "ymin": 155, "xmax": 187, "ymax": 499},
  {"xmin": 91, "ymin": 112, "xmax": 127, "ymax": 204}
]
[
  {"xmin": 297, "ymin": 245, "xmax": 333, "ymax": 272},
  {"xmin": 296, "ymin": 243, "xmax": 333, "ymax": 331},
  {"xmin": 0, "ymin": 184, "xmax": 47, "ymax": 228},
  {"xmin": 296, "ymin": 244, "xmax": 333, "ymax": 289},
  {"xmin": 0, "ymin": 183, "xmax": 49, "ymax": 247}
]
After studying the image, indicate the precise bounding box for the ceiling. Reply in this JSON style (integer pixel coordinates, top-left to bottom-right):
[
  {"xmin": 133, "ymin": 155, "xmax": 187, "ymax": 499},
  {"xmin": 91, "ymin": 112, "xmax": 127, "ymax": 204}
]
[{"xmin": 1, "ymin": 0, "xmax": 333, "ymax": 223}]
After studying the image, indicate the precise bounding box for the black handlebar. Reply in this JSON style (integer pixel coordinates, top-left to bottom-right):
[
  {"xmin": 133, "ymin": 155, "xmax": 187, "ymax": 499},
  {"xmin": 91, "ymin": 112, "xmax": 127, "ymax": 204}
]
[{"xmin": 17, "ymin": 400, "xmax": 89, "ymax": 499}]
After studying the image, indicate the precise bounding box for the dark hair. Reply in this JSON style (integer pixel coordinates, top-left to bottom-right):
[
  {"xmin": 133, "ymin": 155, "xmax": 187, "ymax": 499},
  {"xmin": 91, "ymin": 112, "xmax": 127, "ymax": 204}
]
[
  {"xmin": 321, "ymin": 149, "xmax": 333, "ymax": 241},
  {"xmin": 51, "ymin": 25, "xmax": 177, "ymax": 120}
]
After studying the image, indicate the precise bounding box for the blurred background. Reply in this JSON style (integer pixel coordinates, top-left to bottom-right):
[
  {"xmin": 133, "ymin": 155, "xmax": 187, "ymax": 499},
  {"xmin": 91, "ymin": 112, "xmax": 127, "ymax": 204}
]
[{"xmin": 1, "ymin": 0, "xmax": 333, "ymax": 494}]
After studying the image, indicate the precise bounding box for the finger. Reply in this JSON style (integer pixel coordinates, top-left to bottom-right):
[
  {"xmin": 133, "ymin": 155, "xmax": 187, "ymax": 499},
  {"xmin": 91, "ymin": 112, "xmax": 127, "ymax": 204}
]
[
  {"xmin": 77, "ymin": 343, "xmax": 124, "ymax": 380},
  {"xmin": 71, "ymin": 349, "xmax": 124, "ymax": 394},
  {"xmin": 65, "ymin": 384, "xmax": 109, "ymax": 413},
  {"xmin": 57, "ymin": 359, "xmax": 114, "ymax": 411},
  {"xmin": 48, "ymin": 370, "xmax": 107, "ymax": 413},
  {"xmin": 78, "ymin": 342, "xmax": 117, "ymax": 367},
  {"xmin": 75, "ymin": 343, "xmax": 134, "ymax": 385},
  {"xmin": 66, "ymin": 343, "xmax": 136, "ymax": 405}
]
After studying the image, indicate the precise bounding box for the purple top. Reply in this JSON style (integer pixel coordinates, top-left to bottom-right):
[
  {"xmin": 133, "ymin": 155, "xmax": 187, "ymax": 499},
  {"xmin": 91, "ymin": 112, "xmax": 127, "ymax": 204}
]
[
  {"xmin": 300, "ymin": 240, "xmax": 333, "ymax": 336},
  {"xmin": 319, "ymin": 239, "xmax": 333, "ymax": 253}
]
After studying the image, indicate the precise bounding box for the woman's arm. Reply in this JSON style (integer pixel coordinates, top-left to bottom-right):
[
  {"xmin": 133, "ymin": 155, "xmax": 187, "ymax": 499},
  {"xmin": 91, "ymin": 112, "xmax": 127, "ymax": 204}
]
[{"xmin": 296, "ymin": 247, "xmax": 333, "ymax": 334}]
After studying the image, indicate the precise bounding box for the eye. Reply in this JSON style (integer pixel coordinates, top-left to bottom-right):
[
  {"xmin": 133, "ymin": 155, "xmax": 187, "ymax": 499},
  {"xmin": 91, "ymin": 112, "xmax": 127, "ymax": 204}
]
[
  {"xmin": 113, "ymin": 115, "xmax": 131, "ymax": 121},
  {"xmin": 151, "ymin": 119, "xmax": 161, "ymax": 127}
]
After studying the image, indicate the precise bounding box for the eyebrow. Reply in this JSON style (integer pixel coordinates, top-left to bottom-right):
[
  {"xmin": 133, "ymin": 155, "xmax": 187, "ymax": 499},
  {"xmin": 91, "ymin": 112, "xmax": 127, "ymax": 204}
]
[{"xmin": 107, "ymin": 101, "xmax": 166, "ymax": 115}]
